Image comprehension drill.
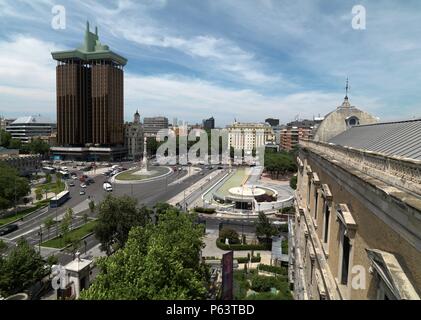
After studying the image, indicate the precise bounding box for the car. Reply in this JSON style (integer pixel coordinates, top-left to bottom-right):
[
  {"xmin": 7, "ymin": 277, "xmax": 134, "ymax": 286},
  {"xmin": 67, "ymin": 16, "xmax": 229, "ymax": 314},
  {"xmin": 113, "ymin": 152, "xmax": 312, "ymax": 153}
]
[
  {"xmin": 79, "ymin": 190, "xmax": 86, "ymax": 195},
  {"xmin": 69, "ymin": 182, "xmax": 75, "ymax": 187},
  {"xmin": 80, "ymin": 183, "xmax": 87, "ymax": 188},
  {"xmin": 0, "ymin": 224, "xmax": 19, "ymax": 236}
]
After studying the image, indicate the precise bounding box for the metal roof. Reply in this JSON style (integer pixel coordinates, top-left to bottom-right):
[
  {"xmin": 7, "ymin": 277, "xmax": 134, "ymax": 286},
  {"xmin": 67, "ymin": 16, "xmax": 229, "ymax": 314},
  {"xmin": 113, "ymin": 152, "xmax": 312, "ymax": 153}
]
[
  {"xmin": 328, "ymin": 119, "xmax": 421, "ymax": 160},
  {"xmin": 11, "ymin": 115, "xmax": 54, "ymax": 125}
]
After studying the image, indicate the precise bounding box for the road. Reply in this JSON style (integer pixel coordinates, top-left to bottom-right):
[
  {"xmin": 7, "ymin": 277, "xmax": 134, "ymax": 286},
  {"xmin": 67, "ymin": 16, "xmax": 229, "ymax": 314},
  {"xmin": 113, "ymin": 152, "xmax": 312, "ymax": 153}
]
[{"xmin": 0, "ymin": 162, "xmax": 222, "ymax": 264}]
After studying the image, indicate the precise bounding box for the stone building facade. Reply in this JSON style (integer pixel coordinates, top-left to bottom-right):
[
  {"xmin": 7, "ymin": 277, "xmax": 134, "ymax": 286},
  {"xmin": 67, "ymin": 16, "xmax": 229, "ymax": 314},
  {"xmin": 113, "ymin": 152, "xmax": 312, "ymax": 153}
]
[{"xmin": 290, "ymin": 137, "xmax": 421, "ymax": 300}]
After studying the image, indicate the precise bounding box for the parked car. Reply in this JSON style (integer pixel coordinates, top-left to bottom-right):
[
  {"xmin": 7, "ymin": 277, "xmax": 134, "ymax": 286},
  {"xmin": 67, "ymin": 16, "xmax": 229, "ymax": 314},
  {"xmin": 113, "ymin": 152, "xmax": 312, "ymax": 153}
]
[
  {"xmin": 69, "ymin": 182, "xmax": 75, "ymax": 187},
  {"xmin": 0, "ymin": 224, "xmax": 19, "ymax": 236},
  {"xmin": 79, "ymin": 190, "xmax": 86, "ymax": 195},
  {"xmin": 80, "ymin": 183, "xmax": 87, "ymax": 188}
]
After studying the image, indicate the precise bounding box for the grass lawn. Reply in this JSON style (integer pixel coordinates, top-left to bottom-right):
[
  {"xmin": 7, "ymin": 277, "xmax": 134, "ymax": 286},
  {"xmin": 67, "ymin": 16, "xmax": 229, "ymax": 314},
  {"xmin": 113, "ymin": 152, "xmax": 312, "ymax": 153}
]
[
  {"xmin": 41, "ymin": 220, "xmax": 97, "ymax": 249},
  {"xmin": 0, "ymin": 199, "xmax": 50, "ymax": 226},
  {"xmin": 115, "ymin": 166, "xmax": 170, "ymax": 181},
  {"xmin": 215, "ymin": 168, "xmax": 249, "ymax": 196},
  {"xmin": 35, "ymin": 181, "xmax": 65, "ymax": 196}
]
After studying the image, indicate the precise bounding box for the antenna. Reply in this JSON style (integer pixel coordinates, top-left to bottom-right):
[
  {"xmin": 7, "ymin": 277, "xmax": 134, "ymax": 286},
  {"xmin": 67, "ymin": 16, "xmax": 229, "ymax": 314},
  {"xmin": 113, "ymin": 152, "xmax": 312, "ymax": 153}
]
[{"xmin": 345, "ymin": 77, "xmax": 350, "ymax": 99}]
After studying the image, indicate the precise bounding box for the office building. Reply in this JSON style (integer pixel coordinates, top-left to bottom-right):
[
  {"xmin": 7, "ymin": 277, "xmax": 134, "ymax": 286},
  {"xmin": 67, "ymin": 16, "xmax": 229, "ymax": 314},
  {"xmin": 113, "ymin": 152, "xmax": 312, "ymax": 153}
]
[
  {"xmin": 265, "ymin": 118, "xmax": 280, "ymax": 127},
  {"xmin": 50, "ymin": 22, "xmax": 127, "ymax": 160},
  {"xmin": 124, "ymin": 110, "xmax": 144, "ymax": 160},
  {"xmin": 6, "ymin": 115, "xmax": 55, "ymax": 144},
  {"xmin": 227, "ymin": 121, "xmax": 275, "ymax": 151},
  {"xmin": 143, "ymin": 116, "xmax": 169, "ymax": 140},
  {"xmin": 203, "ymin": 117, "xmax": 215, "ymax": 130}
]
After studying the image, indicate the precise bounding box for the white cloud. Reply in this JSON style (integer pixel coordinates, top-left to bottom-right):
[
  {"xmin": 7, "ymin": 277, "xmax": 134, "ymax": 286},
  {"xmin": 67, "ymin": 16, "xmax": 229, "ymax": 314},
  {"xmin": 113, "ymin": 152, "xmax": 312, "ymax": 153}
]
[
  {"xmin": 124, "ymin": 73, "xmax": 382, "ymax": 125},
  {"xmin": 0, "ymin": 35, "xmax": 59, "ymax": 114}
]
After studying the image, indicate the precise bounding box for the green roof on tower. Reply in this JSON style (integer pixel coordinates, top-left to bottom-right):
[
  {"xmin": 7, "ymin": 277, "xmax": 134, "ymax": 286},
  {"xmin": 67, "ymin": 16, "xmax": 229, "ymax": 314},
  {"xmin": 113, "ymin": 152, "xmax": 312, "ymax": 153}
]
[{"xmin": 51, "ymin": 21, "xmax": 127, "ymax": 66}]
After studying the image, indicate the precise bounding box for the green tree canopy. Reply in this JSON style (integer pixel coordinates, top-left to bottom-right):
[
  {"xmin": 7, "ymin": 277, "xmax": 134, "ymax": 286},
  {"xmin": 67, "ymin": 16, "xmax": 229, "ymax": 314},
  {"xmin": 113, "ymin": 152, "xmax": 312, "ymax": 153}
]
[
  {"xmin": 0, "ymin": 163, "xmax": 30, "ymax": 210},
  {"xmin": 8, "ymin": 138, "xmax": 22, "ymax": 150},
  {"xmin": 255, "ymin": 211, "xmax": 278, "ymax": 241},
  {"xmin": 94, "ymin": 195, "xmax": 151, "ymax": 255},
  {"xmin": 81, "ymin": 208, "xmax": 208, "ymax": 300},
  {"xmin": 0, "ymin": 238, "xmax": 48, "ymax": 297},
  {"xmin": 0, "ymin": 129, "xmax": 11, "ymax": 148},
  {"xmin": 27, "ymin": 138, "xmax": 50, "ymax": 155},
  {"xmin": 264, "ymin": 150, "xmax": 297, "ymax": 179}
]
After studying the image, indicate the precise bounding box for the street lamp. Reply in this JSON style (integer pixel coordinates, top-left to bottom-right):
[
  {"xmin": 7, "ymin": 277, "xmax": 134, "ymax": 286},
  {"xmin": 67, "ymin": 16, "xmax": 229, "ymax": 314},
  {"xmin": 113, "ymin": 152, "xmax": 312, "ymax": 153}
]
[{"xmin": 38, "ymin": 226, "xmax": 43, "ymax": 252}]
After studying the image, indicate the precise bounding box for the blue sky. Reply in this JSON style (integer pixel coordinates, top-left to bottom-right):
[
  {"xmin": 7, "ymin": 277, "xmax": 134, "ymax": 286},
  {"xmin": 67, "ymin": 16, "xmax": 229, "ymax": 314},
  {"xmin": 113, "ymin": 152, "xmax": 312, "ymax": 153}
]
[{"xmin": 0, "ymin": 0, "xmax": 420, "ymax": 126}]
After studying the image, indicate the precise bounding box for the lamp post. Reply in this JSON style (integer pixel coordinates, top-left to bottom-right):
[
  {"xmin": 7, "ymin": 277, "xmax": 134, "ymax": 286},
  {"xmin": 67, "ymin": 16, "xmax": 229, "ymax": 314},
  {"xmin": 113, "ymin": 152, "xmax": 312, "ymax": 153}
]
[{"xmin": 38, "ymin": 226, "xmax": 43, "ymax": 252}]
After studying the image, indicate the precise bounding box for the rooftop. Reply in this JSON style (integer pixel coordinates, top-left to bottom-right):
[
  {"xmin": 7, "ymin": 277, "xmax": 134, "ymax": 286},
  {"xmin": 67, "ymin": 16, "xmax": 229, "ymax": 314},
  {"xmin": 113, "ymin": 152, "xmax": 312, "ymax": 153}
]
[
  {"xmin": 10, "ymin": 115, "xmax": 54, "ymax": 125},
  {"xmin": 51, "ymin": 22, "xmax": 127, "ymax": 66},
  {"xmin": 328, "ymin": 119, "xmax": 421, "ymax": 161}
]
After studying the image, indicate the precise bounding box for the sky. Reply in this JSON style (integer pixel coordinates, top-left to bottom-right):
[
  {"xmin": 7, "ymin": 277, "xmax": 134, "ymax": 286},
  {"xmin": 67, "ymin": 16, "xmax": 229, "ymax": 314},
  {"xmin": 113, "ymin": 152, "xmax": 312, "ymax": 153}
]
[{"xmin": 0, "ymin": 0, "xmax": 421, "ymax": 127}]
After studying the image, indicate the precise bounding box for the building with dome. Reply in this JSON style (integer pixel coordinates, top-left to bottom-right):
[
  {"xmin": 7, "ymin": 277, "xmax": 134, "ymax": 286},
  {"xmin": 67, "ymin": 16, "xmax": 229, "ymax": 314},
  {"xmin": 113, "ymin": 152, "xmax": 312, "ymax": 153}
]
[
  {"xmin": 313, "ymin": 95, "xmax": 378, "ymax": 142},
  {"xmin": 124, "ymin": 110, "xmax": 144, "ymax": 161}
]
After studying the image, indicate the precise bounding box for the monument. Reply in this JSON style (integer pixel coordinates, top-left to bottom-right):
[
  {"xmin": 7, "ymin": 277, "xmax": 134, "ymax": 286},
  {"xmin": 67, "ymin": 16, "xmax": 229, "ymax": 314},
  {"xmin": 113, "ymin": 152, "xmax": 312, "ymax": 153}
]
[{"xmin": 138, "ymin": 136, "xmax": 149, "ymax": 174}]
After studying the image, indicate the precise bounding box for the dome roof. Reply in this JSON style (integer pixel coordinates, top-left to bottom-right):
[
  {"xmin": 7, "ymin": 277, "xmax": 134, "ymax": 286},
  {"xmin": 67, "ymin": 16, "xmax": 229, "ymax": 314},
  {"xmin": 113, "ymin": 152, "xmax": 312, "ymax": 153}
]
[{"xmin": 313, "ymin": 97, "xmax": 378, "ymax": 142}]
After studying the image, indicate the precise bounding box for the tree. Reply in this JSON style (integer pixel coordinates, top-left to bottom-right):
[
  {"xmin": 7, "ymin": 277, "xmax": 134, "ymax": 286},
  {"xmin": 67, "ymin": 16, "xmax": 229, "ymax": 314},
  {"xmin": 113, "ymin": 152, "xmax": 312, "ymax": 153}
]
[
  {"xmin": 80, "ymin": 208, "xmax": 209, "ymax": 300},
  {"xmin": 0, "ymin": 238, "xmax": 48, "ymax": 297},
  {"xmin": 64, "ymin": 208, "xmax": 74, "ymax": 230},
  {"xmin": 289, "ymin": 175, "xmax": 297, "ymax": 190},
  {"xmin": 255, "ymin": 212, "xmax": 278, "ymax": 242},
  {"xmin": 0, "ymin": 129, "xmax": 11, "ymax": 148},
  {"xmin": 94, "ymin": 195, "xmax": 151, "ymax": 255},
  {"xmin": 35, "ymin": 189, "xmax": 43, "ymax": 201},
  {"xmin": 83, "ymin": 212, "xmax": 89, "ymax": 225},
  {"xmin": 8, "ymin": 138, "xmax": 21, "ymax": 150},
  {"xmin": 44, "ymin": 217, "xmax": 55, "ymax": 240},
  {"xmin": 219, "ymin": 227, "xmax": 240, "ymax": 244},
  {"xmin": 0, "ymin": 163, "xmax": 30, "ymax": 210},
  {"xmin": 27, "ymin": 138, "xmax": 50, "ymax": 156},
  {"xmin": 45, "ymin": 173, "xmax": 52, "ymax": 184},
  {"xmin": 0, "ymin": 240, "xmax": 7, "ymax": 255},
  {"xmin": 88, "ymin": 200, "xmax": 95, "ymax": 213}
]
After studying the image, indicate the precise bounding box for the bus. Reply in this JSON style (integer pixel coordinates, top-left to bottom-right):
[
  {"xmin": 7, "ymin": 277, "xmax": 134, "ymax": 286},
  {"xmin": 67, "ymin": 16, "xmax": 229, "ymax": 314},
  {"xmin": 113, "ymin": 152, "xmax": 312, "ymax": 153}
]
[
  {"xmin": 58, "ymin": 170, "xmax": 70, "ymax": 180},
  {"xmin": 42, "ymin": 166, "xmax": 56, "ymax": 174},
  {"xmin": 49, "ymin": 190, "xmax": 70, "ymax": 208}
]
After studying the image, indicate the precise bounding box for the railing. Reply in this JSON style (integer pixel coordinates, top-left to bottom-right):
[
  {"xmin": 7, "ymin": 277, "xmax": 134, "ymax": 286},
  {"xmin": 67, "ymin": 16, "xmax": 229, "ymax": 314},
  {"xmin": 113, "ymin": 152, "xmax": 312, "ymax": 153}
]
[{"xmin": 300, "ymin": 139, "xmax": 421, "ymax": 196}]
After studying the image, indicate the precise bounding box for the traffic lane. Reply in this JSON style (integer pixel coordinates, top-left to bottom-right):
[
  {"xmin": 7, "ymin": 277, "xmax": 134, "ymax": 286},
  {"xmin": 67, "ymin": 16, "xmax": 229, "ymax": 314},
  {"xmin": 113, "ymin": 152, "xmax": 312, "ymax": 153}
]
[
  {"xmin": 146, "ymin": 169, "xmax": 220, "ymax": 205},
  {"xmin": 3, "ymin": 179, "xmax": 103, "ymax": 240}
]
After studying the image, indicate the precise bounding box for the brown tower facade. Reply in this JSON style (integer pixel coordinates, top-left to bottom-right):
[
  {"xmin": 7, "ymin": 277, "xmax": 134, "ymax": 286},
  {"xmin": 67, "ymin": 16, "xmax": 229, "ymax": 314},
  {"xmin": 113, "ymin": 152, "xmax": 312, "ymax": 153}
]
[{"xmin": 52, "ymin": 22, "xmax": 127, "ymax": 148}]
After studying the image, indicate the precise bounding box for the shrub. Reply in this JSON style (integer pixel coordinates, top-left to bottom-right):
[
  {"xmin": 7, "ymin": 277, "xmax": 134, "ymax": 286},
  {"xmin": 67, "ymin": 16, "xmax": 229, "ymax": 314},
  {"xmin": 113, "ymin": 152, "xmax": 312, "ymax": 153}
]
[
  {"xmin": 250, "ymin": 275, "xmax": 276, "ymax": 292},
  {"xmin": 219, "ymin": 227, "xmax": 240, "ymax": 244},
  {"xmin": 216, "ymin": 239, "xmax": 271, "ymax": 251},
  {"xmin": 258, "ymin": 264, "xmax": 288, "ymax": 276},
  {"xmin": 237, "ymin": 256, "xmax": 262, "ymax": 264},
  {"xmin": 289, "ymin": 175, "xmax": 297, "ymax": 190},
  {"xmin": 281, "ymin": 206, "xmax": 294, "ymax": 214}
]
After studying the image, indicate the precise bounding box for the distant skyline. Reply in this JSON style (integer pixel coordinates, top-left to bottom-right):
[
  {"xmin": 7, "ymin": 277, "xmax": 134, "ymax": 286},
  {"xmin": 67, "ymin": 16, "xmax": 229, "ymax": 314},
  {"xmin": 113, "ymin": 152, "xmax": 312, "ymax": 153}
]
[{"xmin": 1, "ymin": 0, "xmax": 421, "ymax": 126}]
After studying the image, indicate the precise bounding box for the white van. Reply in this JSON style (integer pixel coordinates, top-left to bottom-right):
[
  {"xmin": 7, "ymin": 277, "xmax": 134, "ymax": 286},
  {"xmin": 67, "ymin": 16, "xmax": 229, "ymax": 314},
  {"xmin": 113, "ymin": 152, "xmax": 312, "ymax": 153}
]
[{"xmin": 103, "ymin": 182, "xmax": 113, "ymax": 192}]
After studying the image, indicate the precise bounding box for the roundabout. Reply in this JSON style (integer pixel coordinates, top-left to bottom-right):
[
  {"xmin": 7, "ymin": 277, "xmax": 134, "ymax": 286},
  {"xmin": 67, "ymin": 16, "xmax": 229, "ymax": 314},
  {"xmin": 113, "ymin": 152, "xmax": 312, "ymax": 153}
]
[{"xmin": 113, "ymin": 165, "xmax": 172, "ymax": 184}]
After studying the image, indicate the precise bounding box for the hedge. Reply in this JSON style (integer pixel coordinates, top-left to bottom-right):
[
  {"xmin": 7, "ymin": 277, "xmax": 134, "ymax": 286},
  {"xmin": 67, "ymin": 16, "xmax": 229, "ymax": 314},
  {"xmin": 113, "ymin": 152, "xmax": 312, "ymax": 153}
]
[
  {"xmin": 194, "ymin": 207, "xmax": 216, "ymax": 214},
  {"xmin": 216, "ymin": 239, "xmax": 271, "ymax": 251},
  {"xmin": 237, "ymin": 256, "xmax": 261, "ymax": 264},
  {"xmin": 258, "ymin": 264, "xmax": 288, "ymax": 276}
]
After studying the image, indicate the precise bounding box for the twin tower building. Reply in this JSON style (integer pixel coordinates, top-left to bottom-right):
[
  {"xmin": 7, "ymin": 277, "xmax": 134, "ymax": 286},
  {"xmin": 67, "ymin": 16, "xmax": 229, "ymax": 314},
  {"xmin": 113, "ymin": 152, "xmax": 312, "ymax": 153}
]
[{"xmin": 51, "ymin": 22, "xmax": 127, "ymax": 160}]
